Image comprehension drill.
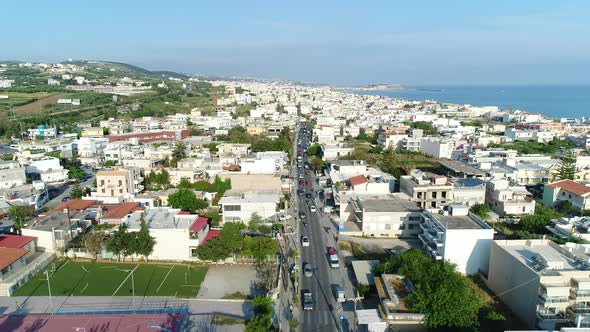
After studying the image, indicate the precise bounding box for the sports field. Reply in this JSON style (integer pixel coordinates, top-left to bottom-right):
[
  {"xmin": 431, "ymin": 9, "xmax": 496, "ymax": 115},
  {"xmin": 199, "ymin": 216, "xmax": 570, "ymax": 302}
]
[{"xmin": 13, "ymin": 260, "xmax": 208, "ymax": 298}]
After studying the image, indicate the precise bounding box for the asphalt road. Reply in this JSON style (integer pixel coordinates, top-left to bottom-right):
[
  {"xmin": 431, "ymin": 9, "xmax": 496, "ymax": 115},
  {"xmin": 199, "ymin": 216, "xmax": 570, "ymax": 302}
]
[
  {"xmin": 45, "ymin": 168, "xmax": 96, "ymax": 210},
  {"xmin": 298, "ymin": 132, "xmax": 343, "ymax": 332}
]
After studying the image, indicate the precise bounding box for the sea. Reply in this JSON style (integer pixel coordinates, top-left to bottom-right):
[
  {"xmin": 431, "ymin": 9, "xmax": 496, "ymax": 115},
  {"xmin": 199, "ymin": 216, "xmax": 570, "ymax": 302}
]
[{"xmin": 353, "ymin": 85, "xmax": 590, "ymax": 120}]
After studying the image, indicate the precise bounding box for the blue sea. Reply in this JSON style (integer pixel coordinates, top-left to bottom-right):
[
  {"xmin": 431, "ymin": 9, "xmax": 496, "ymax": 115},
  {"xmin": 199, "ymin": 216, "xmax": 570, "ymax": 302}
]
[{"xmin": 354, "ymin": 85, "xmax": 590, "ymax": 119}]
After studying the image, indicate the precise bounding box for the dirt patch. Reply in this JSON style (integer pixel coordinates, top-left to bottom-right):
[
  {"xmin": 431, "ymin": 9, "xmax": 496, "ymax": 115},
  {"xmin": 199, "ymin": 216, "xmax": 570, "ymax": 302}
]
[{"xmin": 11, "ymin": 93, "xmax": 67, "ymax": 118}]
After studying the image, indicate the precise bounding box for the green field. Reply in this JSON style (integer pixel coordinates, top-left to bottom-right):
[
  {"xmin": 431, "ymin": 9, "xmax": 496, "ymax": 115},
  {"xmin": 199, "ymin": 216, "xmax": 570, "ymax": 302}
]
[{"xmin": 13, "ymin": 260, "xmax": 208, "ymax": 298}]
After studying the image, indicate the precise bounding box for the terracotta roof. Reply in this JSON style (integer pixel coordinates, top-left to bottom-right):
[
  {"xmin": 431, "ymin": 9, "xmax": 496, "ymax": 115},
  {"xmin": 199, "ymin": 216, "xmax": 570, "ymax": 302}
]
[
  {"xmin": 349, "ymin": 175, "xmax": 368, "ymax": 186},
  {"xmin": 0, "ymin": 234, "xmax": 36, "ymax": 249},
  {"xmin": 201, "ymin": 229, "xmax": 220, "ymax": 246},
  {"xmin": 223, "ymin": 164, "xmax": 241, "ymax": 171},
  {"xmin": 100, "ymin": 202, "xmax": 141, "ymax": 220},
  {"xmin": 189, "ymin": 217, "xmax": 209, "ymax": 232},
  {"xmin": 51, "ymin": 199, "xmax": 96, "ymax": 212},
  {"xmin": 0, "ymin": 247, "xmax": 29, "ymax": 270},
  {"xmin": 547, "ymin": 180, "xmax": 590, "ymax": 196}
]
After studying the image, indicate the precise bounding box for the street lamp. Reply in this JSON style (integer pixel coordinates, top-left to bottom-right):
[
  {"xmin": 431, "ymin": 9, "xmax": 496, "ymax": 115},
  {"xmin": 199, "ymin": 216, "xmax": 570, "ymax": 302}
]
[
  {"xmin": 45, "ymin": 270, "xmax": 54, "ymax": 315},
  {"xmin": 63, "ymin": 207, "xmax": 74, "ymax": 241},
  {"xmin": 119, "ymin": 269, "xmax": 136, "ymax": 308}
]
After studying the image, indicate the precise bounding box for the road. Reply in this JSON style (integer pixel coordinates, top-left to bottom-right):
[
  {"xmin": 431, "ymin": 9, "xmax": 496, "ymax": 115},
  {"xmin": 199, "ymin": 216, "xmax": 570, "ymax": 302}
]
[
  {"xmin": 296, "ymin": 125, "xmax": 354, "ymax": 332},
  {"xmin": 45, "ymin": 167, "xmax": 96, "ymax": 210}
]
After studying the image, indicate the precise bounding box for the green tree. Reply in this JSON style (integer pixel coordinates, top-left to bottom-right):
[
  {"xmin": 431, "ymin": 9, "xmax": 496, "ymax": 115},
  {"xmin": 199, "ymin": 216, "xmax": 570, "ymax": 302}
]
[
  {"xmin": 376, "ymin": 250, "xmax": 483, "ymax": 329},
  {"xmin": 557, "ymin": 200, "xmax": 578, "ymax": 216},
  {"xmin": 555, "ymin": 149, "xmax": 577, "ymax": 180},
  {"xmin": 171, "ymin": 141, "xmax": 187, "ymax": 166},
  {"xmin": 106, "ymin": 224, "xmax": 126, "ymax": 262},
  {"xmin": 246, "ymin": 296, "xmax": 274, "ymax": 332},
  {"xmin": 121, "ymin": 231, "xmax": 138, "ymax": 262},
  {"xmin": 470, "ymin": 204, "xmax": 491, "ymax": 219},
  {"xmin": 83, "ymin": 231, "xmax": 104, "ymax": 260},
  {"xmin": 249, "ymin": 212, "xmax": 263, "ymax": 232},
  {"xmin": 168, "ymin": 188, "xmax": 202, "ymax": 213},
  {"xmin": 307, "ymin": 144, "xmax": 321, "ymax": 157},
  {"xmin": 8, "ymin": 205, "xmax": 36, "ymax": 235},
  {"xmin": 70, "ymin": 184, "xmax": 85, "ymax": 199},
  {"xmin": 220, "ymin": 222, "xmax": 246, "ymax": 255},
  {"xmin": 242, "ymin": 236, "xmax": 279, "ymax": 260},
  {"xmin": 135, "ymin": 213, "xmax": 156, "ymax": 261}
]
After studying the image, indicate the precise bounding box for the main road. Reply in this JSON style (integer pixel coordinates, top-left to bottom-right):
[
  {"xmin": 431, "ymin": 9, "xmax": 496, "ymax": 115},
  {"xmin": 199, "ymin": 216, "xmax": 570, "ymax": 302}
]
[{"xmin": 296, "ymin": 125, "xmax": 352, "ymax": 332}]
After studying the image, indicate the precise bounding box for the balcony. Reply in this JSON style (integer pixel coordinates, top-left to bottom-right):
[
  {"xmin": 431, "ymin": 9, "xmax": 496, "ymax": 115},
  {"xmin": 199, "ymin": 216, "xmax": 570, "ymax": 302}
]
[
  {"xmin": 538, "ymin": 294, "xmax": 569, "ymax": 306},
  {"xmin": 571, "ymin": 289, "xmax": 590, "ymax": 300},
  {"xmin": 569, "ymin": 306, "xmax": 590, "ymax": 314}
]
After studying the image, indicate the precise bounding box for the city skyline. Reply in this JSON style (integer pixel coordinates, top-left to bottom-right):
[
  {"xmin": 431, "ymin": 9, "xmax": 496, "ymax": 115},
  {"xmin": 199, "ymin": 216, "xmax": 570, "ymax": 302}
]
[{"xmin": 3, "ymin": 0, "xmax": 590, "ymax": 85}]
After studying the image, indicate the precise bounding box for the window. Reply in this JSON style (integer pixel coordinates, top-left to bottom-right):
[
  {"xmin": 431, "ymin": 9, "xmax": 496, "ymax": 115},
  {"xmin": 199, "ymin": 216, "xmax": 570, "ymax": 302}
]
[
  {"xmin": 100, "ymin": 180, "xmax": 105, "ymax": 185},
  {"xmin": 119, "ymin": 189, "xmax": 123, "ymax": 194},
  {"xmin": 385, "ymin": 224, "xmax": 391, "ymax": 230},
  {"xmin": 118, "ymin": 180, "xmax": 123, "ymax": 186},
  {"xmin": 399, "ymin": 224, "xmax": 405, "ymax": 230},
  {"xmin": 432, "ymin": 192, "xmax": 437, "ymax": 199},
  {"xmin": 409, "ymin": 215, "xmax": 421, "ymax": 222},
  {"xmin": 224, "ymin": 205, "xmax": 241, "ymax": 212},
  {"xmin": 442, "ymin": 191, "xmax": 447, "ymax": 198}
]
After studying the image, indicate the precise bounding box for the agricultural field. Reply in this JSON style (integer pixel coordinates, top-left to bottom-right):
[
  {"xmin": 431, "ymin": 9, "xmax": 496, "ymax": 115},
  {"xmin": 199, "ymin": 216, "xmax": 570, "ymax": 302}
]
[
  {"xmin": 0, "ymin": 92, "xmax": 56, "ymax": 114},
  {"xmin": 12, "ymin": 260, "xmax": 208, "ymax": 298}
]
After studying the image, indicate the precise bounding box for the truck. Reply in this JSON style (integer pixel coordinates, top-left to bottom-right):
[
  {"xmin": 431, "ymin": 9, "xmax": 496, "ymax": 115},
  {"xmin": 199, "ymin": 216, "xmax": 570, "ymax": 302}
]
[
  {"xmin": 329, "ymin": 253, "xmax": 339, "ymax": 269},
  {"xmin": 303, "ymin": 290, "xmax": 314, "ymax": 311}
]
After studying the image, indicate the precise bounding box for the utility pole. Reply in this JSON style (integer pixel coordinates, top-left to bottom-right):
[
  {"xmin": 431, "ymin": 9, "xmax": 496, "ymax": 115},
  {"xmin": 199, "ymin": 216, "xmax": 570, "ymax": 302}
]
[{"xmin": 45, "ymin": 270, "xmax": 54, "ymax": 315}]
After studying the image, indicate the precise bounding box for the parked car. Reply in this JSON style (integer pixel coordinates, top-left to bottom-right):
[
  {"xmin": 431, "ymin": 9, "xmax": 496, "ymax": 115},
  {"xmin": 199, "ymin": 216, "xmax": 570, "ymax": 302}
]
[
  {"xmin": 299, "ymin": 212, "xmax": 306, "ymax": 219},
  {"xmin": 327, "ymin": 246, "xmax": 337, "ymax": 255},
  {"xmin": 62, "ymin": 196, "xmax": 71, "ymax": 202},
  {"xmin": 65, "ymin": 180, "xmax": 77, "ymax": 185},
  {"xmin": 334, "ymin": 285, "xmax": 345, "ymax": 303},
  {"xmin": 306, "ymin": 181, "xmax": 311, "ymax": 186},
  {"xmin": 303, "ymin": 290, "xmax": 314, "ymax": 311}
]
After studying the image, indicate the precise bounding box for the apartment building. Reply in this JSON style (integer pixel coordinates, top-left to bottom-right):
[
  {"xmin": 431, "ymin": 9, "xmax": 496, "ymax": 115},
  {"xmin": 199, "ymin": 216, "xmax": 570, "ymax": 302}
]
[
  {"xmin": 321, "ymin": 143, "xmax": 354, "ymax": 160},
  {"xmin": 487, "ymin": 239, "xmax": 590, "ymax": 329},
  {"xmin": 0, "ymin": 161, "xmax": 26, "ymax": 189},
  {"xmin": 401, "ymin": 129, "xmax": 423, "ymax": 152},
  {"xmin": 486, "ymin": 179, "xmax": 536, "ymax": 216},
  {"xmin": 420, "ymin": 137, "xmax": 454, "ymax": 159},
  {"xmin": 340, "ymin": 194, "xmax": 422, "ymax": 238},
  {"xmin": 400, "ymin": 170, "xmax": 453, "ymax": 209},
  {"xmin": 418, "ymin": 206, "xmax": 494, "ymax": 274},
  {"xmin": 95, "ymin": 167, "xmax": 144, "ymax": 201},
  {"xmin": 218, "ymin": 190, "xmax": 280, "ymax": 224},
  {"xmin": 543, "ymin": 180, "xmax": 590, "ymax": 212},
  {"xmin": 451, "ymin": 178, "xmax": 486, "ymax": 207},
  {"xmin": 23, "ymin": 156, "xmax": 69, "ymax": 183}
]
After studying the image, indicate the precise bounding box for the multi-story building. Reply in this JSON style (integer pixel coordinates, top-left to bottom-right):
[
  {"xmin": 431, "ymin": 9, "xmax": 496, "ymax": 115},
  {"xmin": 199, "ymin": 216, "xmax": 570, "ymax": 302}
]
[
  {"xmin": 106, "ymin": 129, "xmax": 190, "ymax": 145},
  {"xmin": 486, "ymin": 179, "xmax": 536, "ymax": 216},
  {"xmin": 400, "ymin": 170, "xmax": 453, "ymax": 209},
  {"xmin": 451, "ymin": 178, "xmax": 486, "ymax": 207},
  {"xmin": 95, "ymin": 167, "xmax": 144, "ymax": 201},
  {"xmin": 218, "ymin": 190, "xmax": 280, "ymax": 224},
  {"xmin": 487, "ymin": 239, "xmax": 590, "ymax": 329},
  {"xmin": 401, "ymin": 129, "xmax": 423, "ymax": 152},
  {"xmin": 0, "ymin": 161, "xmax": 26, "ymax": 189},
  {"xmin": 23, "ymin": 156, "xmax": 69, "ymax": 183},
  {"xmin": 420, "ymin": 137, "xmax": 453, "ymax": 159},
  {"xmin": 418, "ymin": 205, "xmax": 494, "ymax": 274},
  {"xmin": 543, "ymin": 180, "xmax": 590, "ymax": 212}
]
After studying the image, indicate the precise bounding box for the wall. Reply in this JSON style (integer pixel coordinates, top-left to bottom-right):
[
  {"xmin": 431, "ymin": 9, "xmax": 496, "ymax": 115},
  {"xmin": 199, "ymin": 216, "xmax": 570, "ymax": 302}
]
[
  {"xmin": 486, "ymin": 241, "xmax": 540, "ymax": 328},
  {"xmin": 443, "ymin": 228, "xmax": 494, "ymax": 275}
]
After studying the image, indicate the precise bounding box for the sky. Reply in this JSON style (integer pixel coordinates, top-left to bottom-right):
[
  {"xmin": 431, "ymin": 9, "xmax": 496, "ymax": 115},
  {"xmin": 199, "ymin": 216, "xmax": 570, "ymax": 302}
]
[{"xmin": 2, "ymin": 0, "xmax": 590, "ymax": 86}]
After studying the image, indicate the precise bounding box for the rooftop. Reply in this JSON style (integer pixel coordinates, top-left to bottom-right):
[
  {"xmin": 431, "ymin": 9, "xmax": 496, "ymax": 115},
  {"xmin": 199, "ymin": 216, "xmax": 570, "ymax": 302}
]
[
  {"xmin": 201, "ymin": 229, "xmax": 220, "ymax": 245},
  {"xmin": 351, "ymin": 260, "xmax": 380, "ymax": 286},
  {"xmin": 438, "ymin": 159, "xmax": 486, "ymax": 176},
  {"xmin": 51, "ymin": 199, "xmax": 97, "ymax": 212},
  {"xmin": 496, "ymin": 239, "xmax": 581, "ymax": 275},
  {"xmin": 126, "ymin": 208, "xmax": 198, "ymax": 230},
  {"xmin": 547, "ymin": 179, "xmax": 590, "ymax": 196},
  {"xmin": 0, "ymin": 247, "xmax": 29, "ymax": 270},
  {"xmin": 358, "ymin": 196, "xmax": 420, "ymax": 213},
  {"xmin": 453, "ymin": 177, "xmax": 486, "ymax": 188},
  {"xmin": 426, "ymin": 210, "xmax": 491, "ymax": 230},
  {"xmin": 0, "ymin": 234, "xmax": 36, "ymax": 248}
]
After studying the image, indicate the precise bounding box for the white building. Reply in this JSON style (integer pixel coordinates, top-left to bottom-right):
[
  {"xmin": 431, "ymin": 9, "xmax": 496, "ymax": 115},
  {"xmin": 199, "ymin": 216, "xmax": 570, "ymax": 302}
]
[
  {"xmin": 420, "ymin": 137, "xmax": 453, "ymax": 159},
  {"xmin": 487, "ymin": 239, "xmax": 590, "ymax": 329},
  {"xmin": 486, "ymin": 179, "xmax": 536, "ymax": 216},
  {"xmin": 418, "ymin": 207, "xmax": 494, "ymax": 275},
  {"xmin": 23, "ymin": 156, "xmax": 69, "ymax": 183},
  {"xmin": 0, "ymin": 161, "xmax": 26, "ymax": 189},
  {"xmin": 218, "ymin": 190, "xmax": 280, "ymax": 224},
  {"xmin": 452, "ymin": 178, "xmax": 486, "ymax": 207}
]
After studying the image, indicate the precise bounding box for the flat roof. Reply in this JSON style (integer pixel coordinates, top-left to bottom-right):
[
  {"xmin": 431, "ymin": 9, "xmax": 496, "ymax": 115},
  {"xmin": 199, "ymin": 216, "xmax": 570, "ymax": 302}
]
[
  {"xmin": 28, "ymin": 209, "xmax": 89, "ymax": 232},
  {"xmin": 497, "ymin": 240, "xmax": 577, "ymax": 275},
  {"xmin": 351, "ymin": 260, "xmax": 380, "ymax": 286},
  {"xmin": 360, "ymin": 197, "xmax": 421, "ymax": 213},
  {"xmin": 435, "ymin": 214, "xmax": 487, "ymax": 230},
  {"xmin": 126, "ymin": 208, "xmax": 198, "ymax": 230},
  {"xmin": 438, "ymin": 159, "xmax": 485, "ymax": 176}
]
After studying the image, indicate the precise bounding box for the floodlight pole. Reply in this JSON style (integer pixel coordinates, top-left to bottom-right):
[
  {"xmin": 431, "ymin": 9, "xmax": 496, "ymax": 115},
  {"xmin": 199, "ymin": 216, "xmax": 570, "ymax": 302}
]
[
  {"xmin": 45, "ymin": 270, "xmax": 54, "ymax": 315},
  {"xmin": 131, "ymin": 270, "xmax": 135, "ymax": 308}
]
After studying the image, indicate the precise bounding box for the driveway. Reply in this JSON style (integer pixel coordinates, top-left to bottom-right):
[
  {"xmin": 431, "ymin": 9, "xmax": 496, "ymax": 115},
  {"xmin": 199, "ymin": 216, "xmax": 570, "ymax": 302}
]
[{"xmin": 197, "ymin": 265, "xmax": 264, "ymax": 299}]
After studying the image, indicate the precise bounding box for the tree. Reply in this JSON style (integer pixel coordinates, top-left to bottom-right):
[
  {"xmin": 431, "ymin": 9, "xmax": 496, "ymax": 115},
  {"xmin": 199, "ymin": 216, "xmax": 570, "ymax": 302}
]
[
  {"xmin": 220, "ymin": 222, "xmax": 247, "ymax": 255},
  {"xmin": 470, "ymin": 204, "xmax": 491, "ymax": 219},
  {"xmin": 557, "ymin": 200, "xmax": 578, "ymax": 216},
  {"xmin": 171, "ymin": 141, "xmax": 187, "ymax": 166},
  {"xmin": 121, "ymin": 231, "xmax": 138, "ymax": 262},
  {"xmin": 246, "ymin": 296, "xmax": 274, "ymax": 332},
  {"xmin": 255, "ymin": 260, "xmax": 279, "ymax": 292},
  {"xmin": 168, "ymin": 188, "xmax": 201, "ymax": 213},
  {"xmin": 135, "ymin": 213, "xmax": 156, "ymax": 261},
  {"xmin": 556, "ymin": 149, "xmax": 577, "ymax": 180},
  {"xmin": 8, "ymin": 205, "xmax": 36, "ymax": 235},
  {"xmin": 106, "ymin": 224, "xmax": 126, "ymax": 262},
  {"xmin": 249, "ymin": 212, "xmax": 263, "ymax": 232},
  {"xmin": 243, "ymin": 236, "xmax": 279, "ymax": 260},
  {"xmin": 376, "ymin": 250, "xmax": 483, "ymax": 329},
  {"xmin": 83, "ymin": 231, "xmax": 104, "ymax": 260},
  {"xmin": 70, "ymin": 184, "xmax": 85, "ymax": 199}
]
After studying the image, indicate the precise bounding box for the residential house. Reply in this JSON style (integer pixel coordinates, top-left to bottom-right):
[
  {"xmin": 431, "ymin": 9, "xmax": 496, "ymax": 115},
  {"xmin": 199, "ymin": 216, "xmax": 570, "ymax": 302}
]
[
  {"xmin": 543, "ymin": 180, "xmax": 590, "ymax": 212},
  {"xmin": 23, "ymin": 156, "xmax": 69, "ymax": 183},
  {"xmin": 0, "ymin": 161, "xmax": 26, "ymax": 189},
  {"xmin": 486, "ymin": 179, "xmax": 535, "ymax": 216},
  {"xmin": 452, "ymin": 178, "xmax": 486, "ymax": 207},
  {"xmin": 218, "ymin": 190, "xmax": 280, "ymax": 224},
  {"xmin": 94, "ymin": 167, "xmax": 144, "ymax": 202}
]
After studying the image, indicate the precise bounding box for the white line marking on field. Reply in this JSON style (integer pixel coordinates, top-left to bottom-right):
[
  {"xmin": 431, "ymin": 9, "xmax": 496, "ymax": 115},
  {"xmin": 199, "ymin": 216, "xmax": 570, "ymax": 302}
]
[
  {"xmin": 81, "ymin": 265, "xmax": 89, "ymax": 273},
  {"xmin": 57, "ymin": 260, "xmax": 69, "ymax": 271},
  {"xmin": 111, "ymin": 264, "xmax": 139, "ymax": 296},
  {"xmin": 79, "ymin": 282, "xmax": 88, "ymax": 294},
  {"xmin": 156, "ymin": 265, "xmax": 175, "ymax": 293}
]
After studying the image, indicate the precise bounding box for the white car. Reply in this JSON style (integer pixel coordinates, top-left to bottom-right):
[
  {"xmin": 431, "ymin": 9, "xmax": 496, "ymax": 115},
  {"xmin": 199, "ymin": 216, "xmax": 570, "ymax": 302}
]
[
  {"xmin": 301, "ymin": 236, "xmax": 310, "ymax": 247},
  {"xmin": 310, "ymin": 205, "xmax": 317, "ymax": 213},
  {"xmin": 299, "ymin": 174, "xmax": 304, "ymax": 179}
]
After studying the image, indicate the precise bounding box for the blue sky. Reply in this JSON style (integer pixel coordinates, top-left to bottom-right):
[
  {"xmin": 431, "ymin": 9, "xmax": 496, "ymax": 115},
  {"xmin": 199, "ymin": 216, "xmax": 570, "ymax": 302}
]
[{"xmin": 3, "ymin": 0, "xmax": 590, "ymax": 85}]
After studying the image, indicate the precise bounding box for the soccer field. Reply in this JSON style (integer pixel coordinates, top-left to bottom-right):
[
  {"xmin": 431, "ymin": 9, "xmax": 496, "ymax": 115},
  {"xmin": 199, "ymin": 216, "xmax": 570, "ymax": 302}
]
[{"xmin": 12, "ymin": 260, "xmax": 208, "ymax": 298}]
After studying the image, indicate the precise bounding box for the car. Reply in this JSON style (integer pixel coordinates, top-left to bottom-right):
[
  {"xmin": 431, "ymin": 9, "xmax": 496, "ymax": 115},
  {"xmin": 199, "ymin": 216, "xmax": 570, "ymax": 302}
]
[
  {"xmin": 301, "ymin": 236, "xmax": 310, "ymax": 247},
  {"xmin": 327, "ymin": 246, "xmax": 337, "ymax": 255},
  {"xmin": 62, "ymin": 196, "xmax": 71, "ymax": 202},
  {"xmin": 65, "ymin": 180, "xmax": 77, "ymax": 185},
  {"xmin": 299, "ymin": 212, "xmax": 306, "ymax": 219},
  {"xmin": 297, "ymin": 189, "xmax": 304, "ymax": 196},
  {"xmin": 305, "ymin": 193, "xmax": 312, "ymax": 198},
  {"xmin": 298, "ymin": 180, "xmax": 304, "ymax": 186},
  {"xmin": 334, "ymin": 285, "xmax": 345, "ymax": 303},
  {"xmin": 306, "ymin": 180, "xmax": 311, "ymax": 186},
  {"xmin": 303, "ymin": 290, "xmax": 314, "ymax": 311},
  {"xmin": 306, "ymin": 170, "xmax": 311, "ymax": 175},
  {"xmin": 310, "ymin": 205, "xmax": 317, "ymax": 213},
  {"xmin": 303, "ymin": 263, "xmax": 313, "ymax": 277},
  {"xmin": 299, "ymin": 174, "xmax": 304, "ymax": 179}
]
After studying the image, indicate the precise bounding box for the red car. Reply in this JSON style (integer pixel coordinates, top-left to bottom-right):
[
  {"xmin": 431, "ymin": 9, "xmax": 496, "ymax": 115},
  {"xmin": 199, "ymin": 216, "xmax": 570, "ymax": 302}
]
[
  {"xmin": 306, "ymin": 181, "xmax": 311, "ymax": 186},
  {"xmin": 327, "ymin": 246, "xmax": 337, "ymax": 255},
  {"xmin": 306, "ymin": 170, "xmax": 311, "ymax": 175},
  {"xmin": 298, "ymin": 180, "xmax": 304, "ymax": 186}
]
